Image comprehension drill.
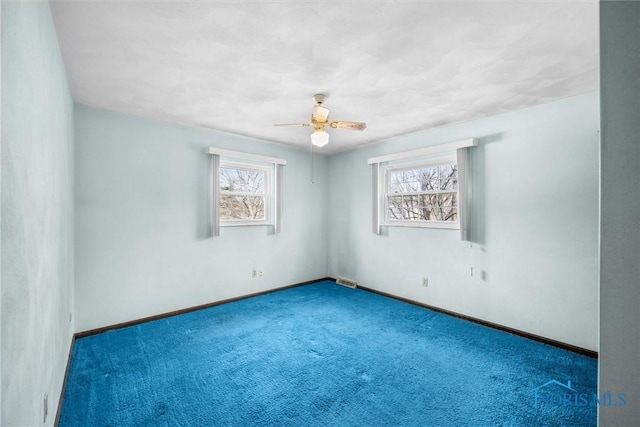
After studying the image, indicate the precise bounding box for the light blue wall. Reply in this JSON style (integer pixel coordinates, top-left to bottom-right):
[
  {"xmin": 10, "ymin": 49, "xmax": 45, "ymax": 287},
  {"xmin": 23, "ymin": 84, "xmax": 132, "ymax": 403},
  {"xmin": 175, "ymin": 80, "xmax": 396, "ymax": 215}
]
[
  {"xmin": 74, "ymin": 105, "xmax": 329, "ymax": 332},
  {"xmin": 599, "ymin": 1, "xmax": 640, "ymax": 424},
  {"xmin": 0, "ymin": 2, "xmax": 3, "ymax": 421},
  {"xmin": 0, "ymin": 2, "xmax": 3, "ymax": 422},
  {"xmin": 76, "ymin": 93, "xmax": 599, "ymax": 351},
  {"xmin": 0, "ymin": 1, "xmax": 614, "ymax": 422},
  {"xmin": 1, "ymin": 2, "xmax": 75, "ymax": 426},
  {"xmin": 327, "ymin": 92, "xmax": 599, "ymax": 351}
]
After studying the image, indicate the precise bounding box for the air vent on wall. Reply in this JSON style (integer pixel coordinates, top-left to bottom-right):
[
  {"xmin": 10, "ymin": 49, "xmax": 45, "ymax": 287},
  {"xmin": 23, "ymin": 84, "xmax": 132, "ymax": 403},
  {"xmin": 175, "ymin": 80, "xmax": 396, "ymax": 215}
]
[{"xmin": 336, "ymin": 278, "xmax": 358, "ymax": 289}]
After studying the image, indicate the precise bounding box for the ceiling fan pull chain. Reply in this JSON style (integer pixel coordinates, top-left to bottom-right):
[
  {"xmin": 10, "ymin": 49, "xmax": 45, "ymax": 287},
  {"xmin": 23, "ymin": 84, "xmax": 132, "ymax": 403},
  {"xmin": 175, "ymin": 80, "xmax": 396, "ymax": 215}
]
[{"xmin": 310, "ymin": 142, "xmax": 315, "ymax": 184}]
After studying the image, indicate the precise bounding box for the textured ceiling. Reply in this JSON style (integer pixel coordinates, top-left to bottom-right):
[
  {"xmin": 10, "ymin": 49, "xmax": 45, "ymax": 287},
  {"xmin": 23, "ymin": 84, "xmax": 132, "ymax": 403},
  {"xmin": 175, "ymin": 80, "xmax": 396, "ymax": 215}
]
[{"xmin": 50, "ymin": 0, "xmax": 599, "ymax": 154}]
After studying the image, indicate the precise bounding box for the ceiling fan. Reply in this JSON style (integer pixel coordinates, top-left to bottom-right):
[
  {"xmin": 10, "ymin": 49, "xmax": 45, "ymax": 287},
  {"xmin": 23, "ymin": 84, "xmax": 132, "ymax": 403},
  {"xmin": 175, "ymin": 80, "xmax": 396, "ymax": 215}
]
[{"xmin": 274, "ymin": 94, "xmax": 366, "ymax": 147}]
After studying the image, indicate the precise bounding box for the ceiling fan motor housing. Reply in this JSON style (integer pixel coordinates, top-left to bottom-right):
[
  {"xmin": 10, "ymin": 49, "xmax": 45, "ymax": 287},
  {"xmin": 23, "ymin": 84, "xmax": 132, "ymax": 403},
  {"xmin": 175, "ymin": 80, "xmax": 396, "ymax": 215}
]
[
  {"xmin": 313, "ymin": 93, "xmax": 326, "ymax": 105},
  {"xmin": 274, "ymin": 94, "xmax": 365, "ymax": 148}
]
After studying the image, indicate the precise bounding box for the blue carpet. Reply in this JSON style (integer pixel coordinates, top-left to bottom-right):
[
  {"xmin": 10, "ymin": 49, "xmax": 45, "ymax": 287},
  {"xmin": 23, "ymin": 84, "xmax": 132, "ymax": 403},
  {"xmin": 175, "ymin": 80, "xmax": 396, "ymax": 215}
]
[{"xmin": 59, "ymin": 280, "xmax": 597, "ymax": 426}]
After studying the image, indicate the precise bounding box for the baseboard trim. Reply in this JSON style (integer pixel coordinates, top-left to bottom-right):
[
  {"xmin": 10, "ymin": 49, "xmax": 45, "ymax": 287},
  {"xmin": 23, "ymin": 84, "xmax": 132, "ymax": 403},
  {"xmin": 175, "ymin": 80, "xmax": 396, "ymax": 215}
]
[
  {"xmin": 75, "ymin": 277, "xmax": 598, "ymax": 359},
  {"xmin": 54, "ymin": 335, "xmax": 76, "ymax": 427},
  {"xmin": 58, "ymin": 276, "xmax": 595, "ymax": 423},
  {"xmin": 75, "ymin": 277, "xmax": 334, "ymax": 339},
  {"xmin": 353, "ymin": 283, "xmax": 598, "ymax": 359}
]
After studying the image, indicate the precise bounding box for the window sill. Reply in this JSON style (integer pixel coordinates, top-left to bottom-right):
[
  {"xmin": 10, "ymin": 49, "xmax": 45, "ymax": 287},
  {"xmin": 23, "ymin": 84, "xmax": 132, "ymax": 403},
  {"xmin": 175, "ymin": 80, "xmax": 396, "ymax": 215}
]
[
  {"xmin": 220, "ymin": 221, "xmax": 273, "ymax": 227},
  {"xmin": 382, "ymin": 221, "xmax": 459, "ymax": 230}
]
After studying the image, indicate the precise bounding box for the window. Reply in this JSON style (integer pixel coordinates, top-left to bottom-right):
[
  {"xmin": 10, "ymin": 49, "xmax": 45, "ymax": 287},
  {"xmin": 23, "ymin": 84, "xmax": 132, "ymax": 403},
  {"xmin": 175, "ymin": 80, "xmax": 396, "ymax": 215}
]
[
  {"xmin": 219, "ymin": 161, "xmax": 271, "ymax": 225},
  {"xmin": 384, "ymin": 157, "xmax": 459, "ymax": 228},
  {"xmin": 369, "ymin": 138, "xmax": 475, "ymax": 238},
  {"xmin": 207, "ymin": 147, "xmax": 286, "ymax": 237}
]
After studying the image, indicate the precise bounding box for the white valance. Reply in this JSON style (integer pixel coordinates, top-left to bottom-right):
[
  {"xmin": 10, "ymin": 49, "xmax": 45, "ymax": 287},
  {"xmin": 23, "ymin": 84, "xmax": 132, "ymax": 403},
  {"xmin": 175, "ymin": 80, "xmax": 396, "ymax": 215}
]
[{"xmin": 367, "ymin": 138, "xmax": 476, "ymax": 165}]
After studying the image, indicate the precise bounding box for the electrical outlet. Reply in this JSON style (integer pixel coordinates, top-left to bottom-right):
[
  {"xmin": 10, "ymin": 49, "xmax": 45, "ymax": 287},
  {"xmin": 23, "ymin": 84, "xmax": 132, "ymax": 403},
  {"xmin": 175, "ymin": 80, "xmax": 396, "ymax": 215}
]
[
  {"xmin": 251, "ymin": 269, "xmax": 257, "ymax": 278},
  {"xmin": 422, "ymin": 278, "xmax": 429, "ymax": 287},
  {"xmin": 43, "ymin": 393, "xmax": 48, "ymax": 423},
  {"xmin": 258, "ymin": 268, "xmax": 264, "ymax": 277}
]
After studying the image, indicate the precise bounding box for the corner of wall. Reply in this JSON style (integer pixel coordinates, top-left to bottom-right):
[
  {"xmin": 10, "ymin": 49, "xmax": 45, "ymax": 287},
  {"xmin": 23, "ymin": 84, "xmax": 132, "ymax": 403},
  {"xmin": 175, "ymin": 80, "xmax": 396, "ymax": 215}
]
[
  {"xmin": 1, "ymin": 1, "xmax": 75, "ymax": 424},
  {"xmin": 324, "ymin": 93, "xmax": 600, "ymax": 351},
  {"xmin": 0, "ymin": 0, "xmax": 4, "ymax": 422}
]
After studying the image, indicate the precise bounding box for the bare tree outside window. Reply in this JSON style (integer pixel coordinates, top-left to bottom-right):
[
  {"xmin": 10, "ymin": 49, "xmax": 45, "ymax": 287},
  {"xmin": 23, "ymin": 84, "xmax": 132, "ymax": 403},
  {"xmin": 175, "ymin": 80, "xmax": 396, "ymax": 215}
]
[
  {"xmin": 386, "ymin": 162, "xmax": 458, "ymax": 223},
  {"xmin": 220, "ymin": 167, "xmax": 266, "ymax": 221}
]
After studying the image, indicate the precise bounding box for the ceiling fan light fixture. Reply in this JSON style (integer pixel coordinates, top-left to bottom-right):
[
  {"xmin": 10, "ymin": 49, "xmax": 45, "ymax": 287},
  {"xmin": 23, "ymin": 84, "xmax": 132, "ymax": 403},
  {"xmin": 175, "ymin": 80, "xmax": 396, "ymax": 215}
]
[
  {"xmin": 310, "ymin": 128, "xmax": 329, "ymax": 147},
  {"xmin": 275, "ymin": 94, "xmax": 365, "ymax": 149}
]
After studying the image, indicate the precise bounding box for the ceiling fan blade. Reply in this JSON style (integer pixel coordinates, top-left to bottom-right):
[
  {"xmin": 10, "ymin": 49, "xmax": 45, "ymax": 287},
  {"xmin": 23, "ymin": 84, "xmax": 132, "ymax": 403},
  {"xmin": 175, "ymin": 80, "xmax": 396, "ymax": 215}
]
[
  {"xmin": 329, "ymin": 121, "xmax": 366, "ymax": 131},
  {"xmin": 312, "ymin": 106, "xmax": 330, "ymax": 122},
  {"xmin": 273, "ymin": 123, "xmax": 311, "ymax": 127}
]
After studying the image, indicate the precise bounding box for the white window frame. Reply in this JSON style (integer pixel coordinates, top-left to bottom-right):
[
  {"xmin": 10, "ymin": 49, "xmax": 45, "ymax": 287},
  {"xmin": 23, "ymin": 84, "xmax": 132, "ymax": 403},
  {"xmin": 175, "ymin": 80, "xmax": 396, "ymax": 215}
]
[
  {"xmin": 219, "ymin": 160, "xmax": 272, "ymax": 227},
  {"xmin": 382, "ymin": 155, "xmax": 459, "ymax": 229},
  {"xmin": 206, "ymin": 147, "xmax": 286, "ymax": 237},
  {"xmin": 368, "ymin": 138, "xmax": 476, "ymax": 239}
]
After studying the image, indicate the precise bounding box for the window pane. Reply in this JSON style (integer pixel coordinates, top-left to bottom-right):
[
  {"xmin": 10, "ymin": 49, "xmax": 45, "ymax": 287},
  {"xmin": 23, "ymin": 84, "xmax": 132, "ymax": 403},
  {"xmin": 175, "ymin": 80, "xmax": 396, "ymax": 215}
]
[
  {"xmin": 419, "ymin": 194, "xmax": 437, "ymax": 220},
  {"xmin": 402, "ymin": 195, "xmax": 420, "ymax": 220},
  {"xmin": 390, "ymin": 164, "xmax": 456, "ymax": 194},
  {"xmin": 439, "ymin": 193, "xmax": 457, "ymax": 208},
  {"xmin": 389, "ymin": 169, "xmax": 424, "ymax": 193},
  {"xmin": 384, "ymin": 160, "xmax": 460, "ymax": 225},
  {"xmin": 439, "ymin": 164, "xmax": 458, "ymax": 190},
  {"xmin": 439, "ymin": 164, "xmax": 457, "ymax": 177},
  {"xmin": 389, "ymin": 171, "xmax": 403, "ymax": 193},
  {"xmin": 397, "ymin": 170, "xmax": 416, "ymax": 192},
  {"xmin": 220, "ymin": 195, "xmax": 265, "ymax": 220},
  {"xmin": 387, "ymin": 196, "xmax": 403, "ymax": 220},
  {"xmin": 445, "ymin": 209, "xmax": 458, "ymax": 222},
  {"xmin": 420, "ymin": 167, "xmax": 438, "ymax": 191},
  {"xmin": 435, "ymin": 193, "xmax": 457, "ymax": 221},
  {"xmin": 220, "ymin": 168, "xmax": 264, "ymax": 193},
  {"xmin": 406, "ymin": 169, "xmax": 423, "ymax": 192},
  {"xmin": 440, "ymin": 178, "xmax": 458, "ymax": 190}
]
